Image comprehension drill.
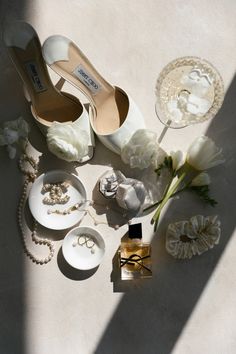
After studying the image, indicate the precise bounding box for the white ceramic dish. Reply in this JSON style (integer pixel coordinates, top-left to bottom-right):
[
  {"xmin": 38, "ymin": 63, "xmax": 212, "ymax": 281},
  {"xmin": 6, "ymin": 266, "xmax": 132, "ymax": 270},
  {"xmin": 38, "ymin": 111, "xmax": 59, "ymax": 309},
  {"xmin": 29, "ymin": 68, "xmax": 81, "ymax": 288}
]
[
  {"xmin": 62, "ymin": 226, "xmax": 105, "ymax": 270},
  {"xmin": 29, "ymin": 170, "xmax": 87, "ymax": 230}
]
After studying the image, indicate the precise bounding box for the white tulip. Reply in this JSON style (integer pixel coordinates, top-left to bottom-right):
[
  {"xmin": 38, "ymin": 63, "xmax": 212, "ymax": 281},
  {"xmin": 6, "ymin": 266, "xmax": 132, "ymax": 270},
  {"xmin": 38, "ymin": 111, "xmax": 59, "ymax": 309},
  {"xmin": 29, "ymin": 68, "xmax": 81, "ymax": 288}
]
[
  {"xmin": 186, "ymin": 135, "xmax": 225, "ymax": 171},
  {"xmin": 47, "ymin": 122, "xmax": 89, "ymax": 162},
  {"xmin": 191, "ymin": 172, "xmax": 211, "ymax": 186},
  {"xmin": 170, "ymin": 150, "xmax": 185, "ymax": 171}
]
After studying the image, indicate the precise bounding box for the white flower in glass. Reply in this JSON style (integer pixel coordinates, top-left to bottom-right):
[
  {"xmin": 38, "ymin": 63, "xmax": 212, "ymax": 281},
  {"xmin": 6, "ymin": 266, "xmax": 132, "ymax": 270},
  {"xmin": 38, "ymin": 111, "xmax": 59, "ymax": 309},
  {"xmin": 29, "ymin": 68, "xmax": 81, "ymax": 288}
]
[
  {"xmin": 167, "ymin": 100, "xmax": 183, "ymax": 122},
  {"xmin": 0, "ymin": 117, "xmax": 29, "ymax": 158},
  {"xmin": 121, "ymin": 129, "xmax": 166, "ymax": 169},
  {"xmin": 166, "ymin": 69, "xmax": 212, "ymax": 121},
  {"xmin": 181, "ymin": 69, "xmax": 212, "ymax": 97},
  {"xmin": 186, "ymin": 135, "xmax": 225, "ymax": 171},
  {"xmin": 47, "ymin": 122, "xmax": 89, "ymax": 162},
  {"xmin": 186, "ymin": 94, "xmax": 211, "ymax": 115},
  {"xmin": 191, "ymin": 172, "xmax": 211, "ymax": 186}
]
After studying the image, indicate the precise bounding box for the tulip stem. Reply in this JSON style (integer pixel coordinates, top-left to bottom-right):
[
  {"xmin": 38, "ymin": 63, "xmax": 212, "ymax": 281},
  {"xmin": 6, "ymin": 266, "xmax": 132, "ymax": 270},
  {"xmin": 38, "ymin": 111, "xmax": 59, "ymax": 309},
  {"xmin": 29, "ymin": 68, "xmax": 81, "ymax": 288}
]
[
  {"xmin": 151, "ymin": 171, "xmax": 188, "ymax": 231},
  {"xmin": 144, "ymin": 187, "xmax": 186, "ymax": 212}
]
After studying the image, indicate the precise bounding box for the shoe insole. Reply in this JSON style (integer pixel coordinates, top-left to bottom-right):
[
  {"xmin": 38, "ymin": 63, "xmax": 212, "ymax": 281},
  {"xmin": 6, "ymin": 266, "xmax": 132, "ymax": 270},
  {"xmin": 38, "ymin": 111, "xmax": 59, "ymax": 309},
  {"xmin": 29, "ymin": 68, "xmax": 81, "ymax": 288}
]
[
  {"xmin": 49, "ymin": 42, "xmax": 129, "ymax": 134},
  {"xmin": 5, "ymin": 25, "xmax": 83, "ymax": 126}
]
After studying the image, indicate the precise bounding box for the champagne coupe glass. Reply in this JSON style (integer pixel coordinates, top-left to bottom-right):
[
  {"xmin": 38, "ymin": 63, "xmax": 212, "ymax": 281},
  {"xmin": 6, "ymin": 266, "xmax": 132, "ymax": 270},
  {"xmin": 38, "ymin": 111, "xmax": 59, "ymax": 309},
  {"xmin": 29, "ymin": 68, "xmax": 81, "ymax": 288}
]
[{"xmin": 155, "ymin": 56, "xmax": 224, "ymax": 129}]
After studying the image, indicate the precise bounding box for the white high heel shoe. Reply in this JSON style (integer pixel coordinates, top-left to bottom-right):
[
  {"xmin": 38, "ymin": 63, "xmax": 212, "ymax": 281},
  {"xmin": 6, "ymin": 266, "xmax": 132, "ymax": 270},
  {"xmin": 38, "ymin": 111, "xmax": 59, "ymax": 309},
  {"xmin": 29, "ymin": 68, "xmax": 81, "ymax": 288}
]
[
  {"xmin": 4, "ymin": 22, "xmax": 94, "ymax": 163},
  {"xmin": 42, "ymin": 35, "xmax": 145, "ymax": 155}
]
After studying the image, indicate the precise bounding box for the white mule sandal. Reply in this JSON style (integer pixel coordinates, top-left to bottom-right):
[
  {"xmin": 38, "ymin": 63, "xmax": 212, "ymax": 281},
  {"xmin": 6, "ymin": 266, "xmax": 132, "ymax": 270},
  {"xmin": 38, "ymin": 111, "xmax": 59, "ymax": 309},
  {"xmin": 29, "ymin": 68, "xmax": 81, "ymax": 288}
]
[
  {"xmin": 4, "ymin": 22, "xmax": 94, "ymax": 163},
  {"xmin": 42, "ymin": 35, "xmax": 146, "ymax": 155}
]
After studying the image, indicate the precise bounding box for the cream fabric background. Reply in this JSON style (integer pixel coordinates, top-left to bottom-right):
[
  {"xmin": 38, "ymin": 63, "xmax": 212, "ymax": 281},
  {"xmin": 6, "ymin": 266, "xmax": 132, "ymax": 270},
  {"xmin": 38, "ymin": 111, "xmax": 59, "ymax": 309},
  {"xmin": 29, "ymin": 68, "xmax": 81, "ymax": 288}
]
[{"xmin": 0, "ymin": 1, "xmax": 235, "ymax": 354}]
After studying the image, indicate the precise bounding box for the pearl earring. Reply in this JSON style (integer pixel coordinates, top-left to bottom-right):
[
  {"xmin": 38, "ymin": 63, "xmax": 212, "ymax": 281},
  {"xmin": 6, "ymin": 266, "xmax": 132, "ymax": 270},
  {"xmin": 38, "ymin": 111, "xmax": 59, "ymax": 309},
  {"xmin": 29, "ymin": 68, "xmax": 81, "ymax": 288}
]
[{"xmin": 72, "ymin": 234, "xmax": 96, "ymax": 254}]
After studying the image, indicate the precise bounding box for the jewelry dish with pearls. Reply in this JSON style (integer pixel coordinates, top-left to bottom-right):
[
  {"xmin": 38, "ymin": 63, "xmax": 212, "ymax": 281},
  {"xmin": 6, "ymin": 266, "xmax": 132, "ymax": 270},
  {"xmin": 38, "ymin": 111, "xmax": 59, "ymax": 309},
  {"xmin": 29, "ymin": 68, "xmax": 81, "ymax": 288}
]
[{"xmin": 29, "ymin": 170, "xmax": 87, "ymax": 230}]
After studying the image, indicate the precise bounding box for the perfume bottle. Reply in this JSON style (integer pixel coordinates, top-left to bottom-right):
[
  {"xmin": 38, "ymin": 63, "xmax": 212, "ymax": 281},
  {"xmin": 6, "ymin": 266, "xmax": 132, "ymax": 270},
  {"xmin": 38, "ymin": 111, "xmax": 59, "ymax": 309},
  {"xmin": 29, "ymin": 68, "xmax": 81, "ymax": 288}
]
[{"xmin": 119, "ymin": 223, "xmax": 152, "ymax": 280}]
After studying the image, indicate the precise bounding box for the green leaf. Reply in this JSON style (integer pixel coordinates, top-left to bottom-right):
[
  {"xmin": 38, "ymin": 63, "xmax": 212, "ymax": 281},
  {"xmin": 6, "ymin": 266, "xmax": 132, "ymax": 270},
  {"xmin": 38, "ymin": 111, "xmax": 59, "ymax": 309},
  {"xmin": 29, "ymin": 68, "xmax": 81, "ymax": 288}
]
[{"xmin": 189, "ymin": 185, "xmax": 217, "ymax": 207}]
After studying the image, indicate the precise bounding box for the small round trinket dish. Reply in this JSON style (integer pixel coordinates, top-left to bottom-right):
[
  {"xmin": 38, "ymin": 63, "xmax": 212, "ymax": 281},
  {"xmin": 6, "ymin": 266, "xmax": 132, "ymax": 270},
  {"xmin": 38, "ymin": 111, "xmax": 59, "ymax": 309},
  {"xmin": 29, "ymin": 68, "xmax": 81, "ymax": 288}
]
[
  {"xmin": 62, "ymin": 226, "xmax": 105, "ymax": 270},
  {"xmin": 29, "ymin": 170, "xmax": 87, "ymax": 230}
]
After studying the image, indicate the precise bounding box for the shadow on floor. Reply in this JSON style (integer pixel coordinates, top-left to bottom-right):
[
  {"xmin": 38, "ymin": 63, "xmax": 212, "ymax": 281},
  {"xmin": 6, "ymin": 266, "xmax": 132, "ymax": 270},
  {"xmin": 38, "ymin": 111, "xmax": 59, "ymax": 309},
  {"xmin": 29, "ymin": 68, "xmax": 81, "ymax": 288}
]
[
  {"xmin": 94, "ymin": 77, "xmax": 236, "ymax": 354},
  {"xmin": 0, "ymin": 2, "xmax": 28, "ymax": 354}
]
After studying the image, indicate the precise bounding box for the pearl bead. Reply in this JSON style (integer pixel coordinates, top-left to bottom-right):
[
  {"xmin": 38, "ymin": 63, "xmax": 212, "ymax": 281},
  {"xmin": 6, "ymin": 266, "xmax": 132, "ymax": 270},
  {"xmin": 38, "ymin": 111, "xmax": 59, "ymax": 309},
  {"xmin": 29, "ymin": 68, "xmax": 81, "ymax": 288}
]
[{"xmin": 18, "ymin": 150, "xmax": 55, "ymax": 265}]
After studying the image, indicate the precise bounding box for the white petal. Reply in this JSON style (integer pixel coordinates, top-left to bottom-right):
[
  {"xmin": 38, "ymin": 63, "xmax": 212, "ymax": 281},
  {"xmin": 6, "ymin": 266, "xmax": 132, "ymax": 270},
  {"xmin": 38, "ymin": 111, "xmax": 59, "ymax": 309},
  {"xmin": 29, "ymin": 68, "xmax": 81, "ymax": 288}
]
[
  {"xmin": 7, "ymin": 145, "xmax": 16, "ymax": 159},
  {"xmin": 173, "ymin": 109, "xmax": 183, "ymax": 122},
  {"xmin": 182, "ymin": 70, "xmax": 212, "ymax": 97},
  {"xmin": 121, "ymin": 129, "xmax": 166, "ymax": 170},
  {"xmin": 191, "ymin": 172, "xmax": 211, "ymax": 186},
  {"xmin": 187, "ymin": 135, "xmax": 224, "ymax": 170},
  {"xmin": 200, "ymin": 76, "xmax": 212, "ymax": 88},
  {"xmin": 170, "ymin": 150, "xmax": 185, "ymax": 171},
  {"xmin": 47, "ymin": 122, "xmax": 89, "ymax": 162},
  {"xmin": 18, "ymin": 117, "xmax": 30, "ymax": 138},
  {"xmin": 187, "ymin": 95, "xmax": 211, "ymax": 115},
  {"xmin": 0, "ymin": 134, "xmax": 7, "ymax": 146},
  {"xmin": 3, "ymin": 127, "xmax": 19, "ymax": 144},
  {"xmin": 188, "ymin": 70, "xmax": 200, "ymax": 81},
  {"xmin": 167, "ymin": 100, "xmax": 178, "ymax": 111}
]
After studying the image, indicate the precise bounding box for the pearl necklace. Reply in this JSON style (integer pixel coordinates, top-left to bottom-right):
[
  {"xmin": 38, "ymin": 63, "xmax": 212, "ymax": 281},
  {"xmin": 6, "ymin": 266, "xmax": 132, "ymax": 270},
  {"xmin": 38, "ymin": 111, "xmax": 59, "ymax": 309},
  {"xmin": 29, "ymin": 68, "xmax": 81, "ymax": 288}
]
[{"xmin": 18, "ymin": 150, "xmax": 55, "ymax": 265}]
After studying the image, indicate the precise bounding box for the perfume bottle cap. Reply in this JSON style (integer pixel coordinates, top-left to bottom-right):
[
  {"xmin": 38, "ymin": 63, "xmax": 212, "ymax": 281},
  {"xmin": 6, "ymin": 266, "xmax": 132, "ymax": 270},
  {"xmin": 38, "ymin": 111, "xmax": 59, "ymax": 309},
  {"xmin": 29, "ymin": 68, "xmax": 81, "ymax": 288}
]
[{"xmin": 128, "ymin": 223, "xmax": 142, "ymax": 239}]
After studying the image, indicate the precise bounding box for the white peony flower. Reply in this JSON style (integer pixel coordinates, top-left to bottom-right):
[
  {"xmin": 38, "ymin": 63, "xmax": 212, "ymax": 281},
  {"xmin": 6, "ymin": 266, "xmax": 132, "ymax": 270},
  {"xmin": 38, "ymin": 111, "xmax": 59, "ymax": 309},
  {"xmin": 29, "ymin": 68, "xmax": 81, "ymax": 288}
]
[
  {"xmin": 186, "ymin": 135, "xmax": 225, "ymax": 171},
  {"xmin": 0, "ymin": 117, "xmax": 29, "ymax": 145},
  {"xmin": 47, "ymin": 122, "xmax": 89, "ymax": 162},
  {"xmin": 0, "ymin": 117, "xmax": 29, "ymax": 159},
  {"xmin": 191, "ymin": 172, "xmax": 211, "ymax": 186},
  {"xmin": 1, "ymin": 127, "xmax": 19, "ymax": 145},
  {"xmin": 121, "ymin": 129, "xmax": 166, "ymax": 169},
  {"xmin": 170, "ymin": 150, "xmax": 185, "ymax": 171}
]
